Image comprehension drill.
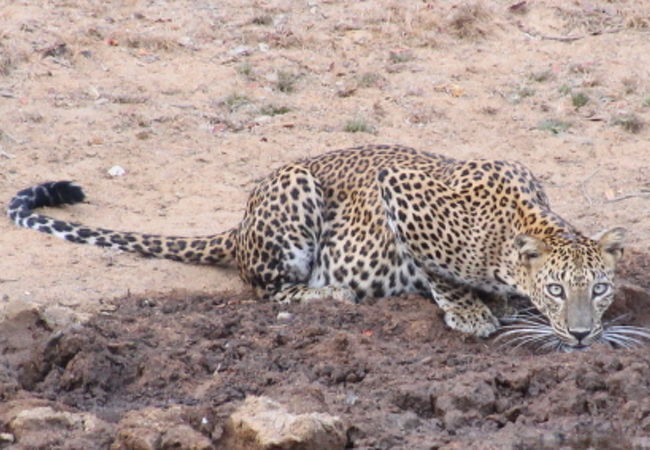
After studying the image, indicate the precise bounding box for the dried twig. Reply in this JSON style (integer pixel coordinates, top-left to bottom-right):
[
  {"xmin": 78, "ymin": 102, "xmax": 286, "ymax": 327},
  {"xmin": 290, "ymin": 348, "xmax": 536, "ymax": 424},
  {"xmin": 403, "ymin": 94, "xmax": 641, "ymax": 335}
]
[
  {"xmin": 518, "ymin": 24, "xmax": 624, "ymax": 43},
  {"xmin": 605, "ymin": 192, "xmax": 650, "ymax": 203}
]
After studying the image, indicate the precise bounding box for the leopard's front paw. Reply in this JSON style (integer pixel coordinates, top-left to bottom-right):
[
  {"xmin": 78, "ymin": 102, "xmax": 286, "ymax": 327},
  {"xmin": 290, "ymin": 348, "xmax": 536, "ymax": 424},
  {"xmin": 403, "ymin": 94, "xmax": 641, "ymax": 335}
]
[{"xmin": 443, "ymin": 309, "xmax": 500, "ymax": 338}]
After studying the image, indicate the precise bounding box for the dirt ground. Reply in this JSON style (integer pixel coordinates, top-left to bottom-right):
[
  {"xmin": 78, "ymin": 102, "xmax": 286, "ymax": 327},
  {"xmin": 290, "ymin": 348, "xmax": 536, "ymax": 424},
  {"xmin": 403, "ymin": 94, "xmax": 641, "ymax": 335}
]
[{"xmin": 1, "ymin": 0, "xmax": 650, "ymax": 448}]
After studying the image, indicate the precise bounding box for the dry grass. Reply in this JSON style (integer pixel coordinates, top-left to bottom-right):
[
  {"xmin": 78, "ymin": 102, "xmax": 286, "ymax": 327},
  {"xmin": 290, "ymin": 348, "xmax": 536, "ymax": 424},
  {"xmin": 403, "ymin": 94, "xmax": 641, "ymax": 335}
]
[
  {"xmin": 251, "ymin": 15, "xmax": 273, "ymax": 26},
  {"xmin": 222, "ymin": 93, "xmax": 252, "ymax": 112},
  {"xmin": 447, "ymin": 2, "xmax": 492, "ymax": 39},
  {"xmin": 538, "ymin": 119, "xmax": 571, "ymax": 135},
  {"xmin": 613, "ymin": 113, "xmax": 644, "ymax": 134},
  {"xmin": 275, "ymin": 71, "xmax": 299, "ymax": 93},
  {"xmin": 557, "ymin": 2, "xmax": 650, "ymax": 34},
  {"xmin": 344, "ymin": 118, "xmax": 376, "ymax": 134},
  {"xmin": 0, "ymin": 43, "xmax": 29, "ymax": 77},
  {"xmin": 111, "ymin": 32, "xmax": 180, "ymax": 51},
  {"xmin": 357, "ymin": 72, "xmax": 384, "ymax": 88},
  {"xmin": 622, "ymin": 76, "xmax": 640, "ymax": 95},
  {"xmin": 259, "ymin": 104, "xmax": 290, "ymax": 116}
]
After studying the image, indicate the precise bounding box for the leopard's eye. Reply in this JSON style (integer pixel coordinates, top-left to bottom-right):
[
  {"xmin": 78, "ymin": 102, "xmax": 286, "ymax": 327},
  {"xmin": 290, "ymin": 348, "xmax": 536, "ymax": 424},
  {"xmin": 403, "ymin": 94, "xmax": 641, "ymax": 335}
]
[
  {"xmin": 592, "ymin": 283, "xmax": 610, "ymax": 297},
  {"xmin": 546, "ymin": 283, "xmax": 565, "ymax": 298}
]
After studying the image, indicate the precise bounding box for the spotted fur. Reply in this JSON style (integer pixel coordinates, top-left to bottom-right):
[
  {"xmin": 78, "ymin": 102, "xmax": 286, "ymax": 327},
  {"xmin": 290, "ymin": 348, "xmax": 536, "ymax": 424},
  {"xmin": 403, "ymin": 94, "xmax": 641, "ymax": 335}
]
[{"xmin": 7, "ymin": 145, "xmax": 626, "ymax": 347}]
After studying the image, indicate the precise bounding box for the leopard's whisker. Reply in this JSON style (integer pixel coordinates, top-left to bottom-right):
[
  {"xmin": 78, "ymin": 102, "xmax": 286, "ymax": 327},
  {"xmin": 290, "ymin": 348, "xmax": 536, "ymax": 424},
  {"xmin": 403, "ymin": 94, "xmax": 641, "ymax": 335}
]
[
  {"xmin": 601, "ymin": 333, "xmax": 639, "ymax": 349},
  {"xmin": 604, "ymin": 313, "xmax": 633, "ymax": 325},
  {"xmin": 512, "ymin": 334, "xmax": 553, "ymax": 351},
  {"xmin": 494, "ymin": 327, "xmax": 553, "ymax": 343},
  {"xmin": 605, "ymin": 325, "xmax": 650, "ymax": 339},
  {"xmin": 601, "ymin": 325, "xmax": 650, "ymax": 349},
  {"xmin": 495, "ymin": 323, "xmax": 556, "ymax": 351}
]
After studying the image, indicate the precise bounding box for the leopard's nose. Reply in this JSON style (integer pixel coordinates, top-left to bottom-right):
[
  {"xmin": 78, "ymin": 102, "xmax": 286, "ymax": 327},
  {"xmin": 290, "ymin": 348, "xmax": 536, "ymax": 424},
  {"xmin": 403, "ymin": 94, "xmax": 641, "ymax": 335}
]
[{"xmin": 569, "ymin": 329, "xmax": 590, "ymax": 343}]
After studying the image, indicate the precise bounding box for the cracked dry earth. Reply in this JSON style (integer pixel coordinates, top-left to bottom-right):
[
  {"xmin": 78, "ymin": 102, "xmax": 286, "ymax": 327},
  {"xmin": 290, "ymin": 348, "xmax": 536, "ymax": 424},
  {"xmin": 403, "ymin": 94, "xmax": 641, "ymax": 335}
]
[{"xmin": 2, "ymin": 0, "xmax": 650, "ymax": 448}]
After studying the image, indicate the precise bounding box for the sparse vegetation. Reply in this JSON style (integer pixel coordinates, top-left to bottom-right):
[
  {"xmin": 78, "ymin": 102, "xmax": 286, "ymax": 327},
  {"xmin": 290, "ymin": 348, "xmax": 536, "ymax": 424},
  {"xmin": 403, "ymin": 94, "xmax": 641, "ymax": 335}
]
[
  {"xmin": 558, "ymin": 84, "xmax": 572, "ymax": 95},
  {"xmin": 358, "ymin": 72, "xmax": 382, "ymax": 88},
  {"xmin": 571, "ymin": 92, "xmax": 589, "ymax": 109},
  {"xmin": 251, "ymin": 15, "xmax": 273, "ymax": 25},
  {"xmin": 389, "ymin": 49, "xmax": 414, "ymax": 64},
  {"xmin": 507, "ymin": 86, "xmax": 535, "ymax": 104},
  {"xmin": 622, "ymin": 76, "xmax": 639, "ymax": 95},
  {"xmin": 260, "ymin": 104, "xmax": 290, "ymax": 116},
  {"xmin": 223, "ymin": 93, "xmax": 252, "ymax": 112},
  {"xmin": 643, "ymin": 96, "xmax": 650, "ymax": 107},
  {"xmin": 529, "ymin": 70, "xmax": 553, "ymax": 83},
  {"xmin": 276, "ymin": 71, "xmax": 298, "ymax": 93},
  {"xmin": 612, "ymin": 113, "xmax": 644, "ymax": 133},
  {"xmin": 344, "ymin": 118, "xmax": 375, "ymax": 134},
  {"xmin": 237, "ymin": 62, "xmax": 254, "ymax": 80},
  {"xmin": 448, "ymin": 2, "xmax": 491, "ymax": 39},
  {"xmin": 120, "ymin": 32, "xmax": 178, "ymax": 51},
  {"xmin": 481, "ymin": 105, "xmax": 498, "ymax": 115},
  {"xmin": 0, "ymin": 54, "xmax": 15, "ymax": 76},
  {"xmin": 538, "ymin": 119, "xmax": 571, "ymax": 135}
]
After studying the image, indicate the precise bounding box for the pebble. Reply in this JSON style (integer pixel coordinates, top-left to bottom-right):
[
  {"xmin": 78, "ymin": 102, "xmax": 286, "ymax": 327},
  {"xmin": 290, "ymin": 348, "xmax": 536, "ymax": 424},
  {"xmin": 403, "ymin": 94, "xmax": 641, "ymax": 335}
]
[
  {"xmin": 277, "ymin": 311, "xmax": 293, "ymax": 322},
  {"xmin": 107, "ymin": 165, "xmax": 126, "ymax": 177},
  {"xmin": 230, "ymin": 45, "xmax": 253, "ymax": 57}
]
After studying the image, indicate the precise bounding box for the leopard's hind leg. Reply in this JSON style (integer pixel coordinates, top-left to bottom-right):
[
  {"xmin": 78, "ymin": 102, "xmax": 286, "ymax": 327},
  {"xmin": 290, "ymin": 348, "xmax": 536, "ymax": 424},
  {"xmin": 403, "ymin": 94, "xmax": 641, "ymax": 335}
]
[{"xmin": 236, "ymin": 163, "xmax": 354, "ymax": 304}]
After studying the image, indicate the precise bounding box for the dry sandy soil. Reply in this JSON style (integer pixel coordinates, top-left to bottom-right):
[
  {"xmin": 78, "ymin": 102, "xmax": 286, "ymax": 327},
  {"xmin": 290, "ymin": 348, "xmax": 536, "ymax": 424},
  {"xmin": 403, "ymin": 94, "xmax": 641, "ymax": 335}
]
[{"xmin": 1, "ymin": 0, "xmax": 650, "ymax": 448}]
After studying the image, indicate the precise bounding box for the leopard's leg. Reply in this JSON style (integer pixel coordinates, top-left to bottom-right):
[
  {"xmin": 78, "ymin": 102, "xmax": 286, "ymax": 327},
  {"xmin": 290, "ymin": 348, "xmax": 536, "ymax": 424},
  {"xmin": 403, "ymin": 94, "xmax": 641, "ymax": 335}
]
[
  {"xmin": 429, "ymin": 279, "xmax": 500, "ymax": 337},
  {"xmin": 273, "ymin": 284, "xmax": 356, "ymax": 304},
  {"xmin": 236, "ymin": 163, "xmax": 354, "ymax": 304}
]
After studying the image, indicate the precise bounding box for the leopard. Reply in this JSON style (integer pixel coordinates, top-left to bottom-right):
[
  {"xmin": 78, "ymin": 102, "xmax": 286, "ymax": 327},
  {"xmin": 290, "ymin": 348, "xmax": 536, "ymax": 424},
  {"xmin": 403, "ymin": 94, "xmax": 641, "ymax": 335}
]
[{"xmin": 8, "ymin": 144, "xmax": 631, "ymax": 350}]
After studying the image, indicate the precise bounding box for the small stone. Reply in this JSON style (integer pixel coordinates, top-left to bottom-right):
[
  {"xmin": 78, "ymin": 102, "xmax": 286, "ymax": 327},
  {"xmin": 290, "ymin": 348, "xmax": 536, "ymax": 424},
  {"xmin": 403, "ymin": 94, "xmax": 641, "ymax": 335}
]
[
  {"xmin": 177, "ymin": 36, "xmax": 194, "ymax": 47},
  {"xmin": 345, "ymin": 393, "xmax": 359, "ymax": 406},
  {"xmin": 107, "ymin": 165, "xmax": 126, "ymax": 177},
  {"xmin": 230, "ymin": 45, "xmax": 253, "ymax": 57},
  {"xmin": 112, "ymin": 406, "xmax": 212, "ymax": 450},
  {"xmin": 277, "ymin": 311, "xmax": 293, "ymax": 321}
]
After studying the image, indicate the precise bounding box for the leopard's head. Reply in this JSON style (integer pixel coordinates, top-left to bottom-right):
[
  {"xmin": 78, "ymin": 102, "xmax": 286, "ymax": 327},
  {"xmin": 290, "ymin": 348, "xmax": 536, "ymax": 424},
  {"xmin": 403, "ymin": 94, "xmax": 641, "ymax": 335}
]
[{"xmin": 513, "ymin": 227, "xmax": 627, "ymax": 349}]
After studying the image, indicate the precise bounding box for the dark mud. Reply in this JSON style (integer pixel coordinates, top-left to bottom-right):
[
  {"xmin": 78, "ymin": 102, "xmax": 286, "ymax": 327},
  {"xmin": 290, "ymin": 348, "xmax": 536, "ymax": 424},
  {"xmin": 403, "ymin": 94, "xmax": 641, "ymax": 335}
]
[{"xmin": 1, "ymin": 251, "xmax": 650, "ymax": 449}]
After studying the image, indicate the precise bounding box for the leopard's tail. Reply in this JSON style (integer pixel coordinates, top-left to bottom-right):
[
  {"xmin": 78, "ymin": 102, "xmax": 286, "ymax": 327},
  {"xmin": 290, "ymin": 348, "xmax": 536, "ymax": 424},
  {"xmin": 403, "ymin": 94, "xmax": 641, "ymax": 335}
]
[{"xmin": 7, "ymin": 181, "xmax": 238, "ymax": 266}]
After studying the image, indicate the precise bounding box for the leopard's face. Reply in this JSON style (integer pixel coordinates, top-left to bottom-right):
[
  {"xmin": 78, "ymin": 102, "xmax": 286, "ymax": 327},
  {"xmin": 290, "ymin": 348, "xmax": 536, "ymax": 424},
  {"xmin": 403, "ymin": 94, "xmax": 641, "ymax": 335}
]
[{"xmin": 515, "ymin": 228, "xmax": 626, "ymax": 349}]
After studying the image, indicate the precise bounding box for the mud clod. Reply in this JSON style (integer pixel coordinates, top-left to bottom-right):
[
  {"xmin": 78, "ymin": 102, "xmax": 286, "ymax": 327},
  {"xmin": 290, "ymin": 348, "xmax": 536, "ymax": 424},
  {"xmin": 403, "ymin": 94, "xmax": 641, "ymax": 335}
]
[{"xmin": 0, "ymin": 267, "xmax": 649, "ymax": 448}]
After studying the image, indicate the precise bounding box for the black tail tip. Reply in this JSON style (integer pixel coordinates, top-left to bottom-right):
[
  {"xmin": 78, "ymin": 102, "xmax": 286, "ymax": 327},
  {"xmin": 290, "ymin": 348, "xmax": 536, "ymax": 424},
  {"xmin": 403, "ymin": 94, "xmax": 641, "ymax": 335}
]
[
  {"xmin": 15, "ymin": 181, "xmax": 86, "ymax": 208},
  {"xmin": 48, "ymin": 181, "xmax": 85, "ymax": 205}
]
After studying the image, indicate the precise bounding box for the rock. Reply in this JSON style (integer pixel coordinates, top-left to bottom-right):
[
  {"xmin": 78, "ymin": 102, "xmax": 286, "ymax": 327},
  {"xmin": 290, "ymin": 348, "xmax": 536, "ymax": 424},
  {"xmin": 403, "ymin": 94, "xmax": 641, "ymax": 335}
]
[
  {"xmin": 161, "ymin": 425, "xmax": 213, "ymax": 449},
  {"xmin": 277, "ymin": 311, "xmax": 293, "ymax": 322},
  {"xmin": 230, "ymin": 45, "xmax": 253, "ymax": 57},
  {"xmin": 1, "ymin": 298, "xmax": 41, "ymax": 322},
  {"xmin": 6, "ymin": 404, "xmax": 112, "ymax": 448},
  {"xmin": 111, "ymin": 406, "xmax": 212, "ymax": 450},
  {"xmin": 107, "ymin": 165, "xmax": 126, "ymax": 177},
  {"xmin": 10, "ymin": 406, "xmax": 103, "ymax": 436},
  {"xmin": 220, "ymin": 396, "xmax": 346, "ymax": 450}
]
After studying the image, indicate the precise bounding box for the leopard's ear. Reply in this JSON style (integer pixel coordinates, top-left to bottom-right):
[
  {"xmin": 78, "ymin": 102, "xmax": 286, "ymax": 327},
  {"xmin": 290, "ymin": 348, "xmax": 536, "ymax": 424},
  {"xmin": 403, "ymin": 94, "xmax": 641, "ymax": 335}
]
[
  {"xmin": 594, "ymin": 227, "xmax": 626, "ymax": 263},
  {"xmin": 514, "ymin": 234, "xmax": 548, "ymax": 267}
]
